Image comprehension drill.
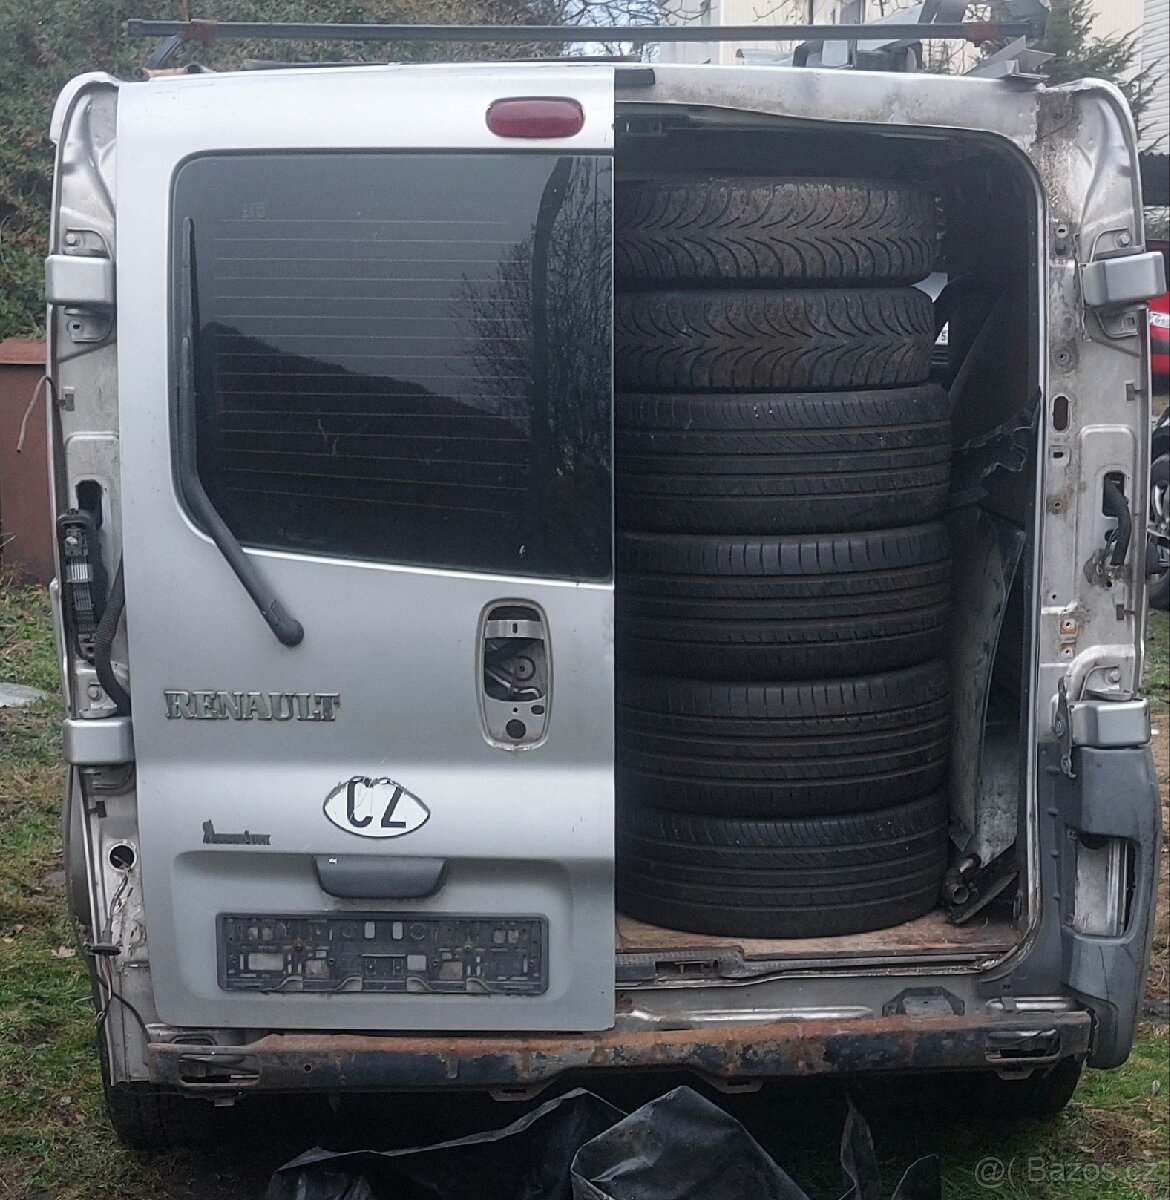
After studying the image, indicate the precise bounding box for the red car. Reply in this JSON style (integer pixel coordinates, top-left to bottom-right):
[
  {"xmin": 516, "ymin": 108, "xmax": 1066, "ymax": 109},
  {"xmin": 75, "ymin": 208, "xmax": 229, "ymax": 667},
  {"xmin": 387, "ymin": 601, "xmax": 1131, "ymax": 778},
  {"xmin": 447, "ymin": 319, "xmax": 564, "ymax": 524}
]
[{"xmin": 1151, "ymin": 239, "xmax": 1169, "ymax": 391}]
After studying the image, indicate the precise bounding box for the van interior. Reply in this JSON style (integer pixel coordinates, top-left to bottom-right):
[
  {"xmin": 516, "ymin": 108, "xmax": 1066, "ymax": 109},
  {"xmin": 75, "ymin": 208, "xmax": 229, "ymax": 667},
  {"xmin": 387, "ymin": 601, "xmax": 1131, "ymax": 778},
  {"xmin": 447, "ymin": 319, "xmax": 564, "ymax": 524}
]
[{"xmin": 610, "ymin": 108, "xmax": 1039, "ymax": 977}]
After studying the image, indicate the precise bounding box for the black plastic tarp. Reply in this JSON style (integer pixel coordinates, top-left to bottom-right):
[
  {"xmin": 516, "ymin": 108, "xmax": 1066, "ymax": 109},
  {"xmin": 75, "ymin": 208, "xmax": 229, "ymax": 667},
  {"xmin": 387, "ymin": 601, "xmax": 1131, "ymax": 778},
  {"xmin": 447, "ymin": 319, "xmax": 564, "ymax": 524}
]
[{"xmin": 265, "ymin": 1085, "xmax": 939, "ymax": 1200}]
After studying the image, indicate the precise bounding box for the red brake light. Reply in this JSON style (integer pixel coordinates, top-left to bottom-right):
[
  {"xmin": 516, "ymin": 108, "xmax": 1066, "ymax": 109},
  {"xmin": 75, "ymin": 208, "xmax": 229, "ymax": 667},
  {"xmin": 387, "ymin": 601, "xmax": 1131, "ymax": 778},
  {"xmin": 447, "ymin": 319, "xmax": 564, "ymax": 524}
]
[{"xmin": 486, "ymin": 97, "xmax": 585, "ymax": 139}]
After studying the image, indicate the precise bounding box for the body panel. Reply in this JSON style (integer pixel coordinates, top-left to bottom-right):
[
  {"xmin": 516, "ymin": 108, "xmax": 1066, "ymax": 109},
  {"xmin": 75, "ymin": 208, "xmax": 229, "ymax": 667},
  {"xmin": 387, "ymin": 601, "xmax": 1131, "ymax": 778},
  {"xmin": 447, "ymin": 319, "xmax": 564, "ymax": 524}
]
[{"xmin": 114, "ymin": 64, "xmax": 617, "ymax": 1031}]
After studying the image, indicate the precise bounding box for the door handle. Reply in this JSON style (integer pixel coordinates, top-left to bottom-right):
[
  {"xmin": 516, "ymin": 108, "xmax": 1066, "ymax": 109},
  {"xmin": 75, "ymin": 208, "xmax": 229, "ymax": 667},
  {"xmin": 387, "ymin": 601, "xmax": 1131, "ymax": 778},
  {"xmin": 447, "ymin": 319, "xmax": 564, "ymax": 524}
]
[{"xmin": 314, "ymin": 855, "xmax": 447, "ymax": 900}]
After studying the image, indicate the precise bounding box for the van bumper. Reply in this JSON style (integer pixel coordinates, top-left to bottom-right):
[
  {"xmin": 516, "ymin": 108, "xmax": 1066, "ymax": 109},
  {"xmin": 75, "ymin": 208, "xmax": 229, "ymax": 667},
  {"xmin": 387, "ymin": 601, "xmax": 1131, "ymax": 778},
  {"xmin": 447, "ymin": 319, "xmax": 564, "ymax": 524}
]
[{"xmin": 147, "ymin": 1010, "xmax": 1093, "ymax": 1094}]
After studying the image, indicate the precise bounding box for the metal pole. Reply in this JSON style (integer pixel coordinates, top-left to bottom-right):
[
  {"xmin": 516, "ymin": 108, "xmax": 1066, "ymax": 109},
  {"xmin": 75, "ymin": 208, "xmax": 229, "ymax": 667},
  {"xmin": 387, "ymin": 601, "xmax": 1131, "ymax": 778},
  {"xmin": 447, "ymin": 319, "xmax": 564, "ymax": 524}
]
[{"xmin": 127, "ymin": 19, "xmax": 1033, "ymax": 46}]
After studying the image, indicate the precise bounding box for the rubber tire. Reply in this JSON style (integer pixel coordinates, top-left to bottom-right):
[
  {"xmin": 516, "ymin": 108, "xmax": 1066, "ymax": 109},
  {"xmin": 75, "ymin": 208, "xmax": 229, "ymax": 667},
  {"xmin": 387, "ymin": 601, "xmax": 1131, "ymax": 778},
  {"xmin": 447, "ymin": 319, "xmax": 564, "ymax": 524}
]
[
  {"xmin": 616, "ymin": 661, "xmax": 950, "ymax": 817},
  {"xmin": 615, "ymin": 386, "xmax": 951, "ymax": 534},
  {"xmin": 614, "ymin": 287, "xmax": 934, "ymax": 393},
  {"xmin": 100, "ymin": 1040, "xmax": 221, "ymax": 1151},
  {"xmin": 1148, "ymin": 454, "xmax": 1170, "ymax": 612},
  {"xmin": 615, "ymin": 793, "xmax": 948, "ymax": 938},
  {"xmin": 977, "ymin": 1058, "xmax": 1084, "ymax": 1121},
  {"xmin": 616, "ymin": 524, "xmax": 950, "ymax": 679},
  {"xmin": 615, "ymin": 176, "xmax": 936, "ymax": 287}
]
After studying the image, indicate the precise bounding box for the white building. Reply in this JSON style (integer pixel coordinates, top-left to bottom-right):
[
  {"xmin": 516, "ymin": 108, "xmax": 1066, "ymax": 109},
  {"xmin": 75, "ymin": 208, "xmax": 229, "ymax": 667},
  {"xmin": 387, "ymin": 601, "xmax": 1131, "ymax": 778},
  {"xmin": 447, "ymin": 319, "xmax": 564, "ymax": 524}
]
[{"xmin": 1136, "ymin": 0, "xmax": 1168, "ymax": 151}]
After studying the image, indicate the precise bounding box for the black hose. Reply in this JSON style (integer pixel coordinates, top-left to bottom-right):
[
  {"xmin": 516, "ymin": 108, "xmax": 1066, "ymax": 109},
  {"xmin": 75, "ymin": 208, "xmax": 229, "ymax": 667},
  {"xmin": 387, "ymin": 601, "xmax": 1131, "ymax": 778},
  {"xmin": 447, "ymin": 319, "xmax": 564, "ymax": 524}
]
[
  {"xmin": 93, "ymin": 560, "xmax": 131, "ymax": 715},
  {"xmin": 1102, "ymin": 479, "xmax": 1132, "ymax": 568}
]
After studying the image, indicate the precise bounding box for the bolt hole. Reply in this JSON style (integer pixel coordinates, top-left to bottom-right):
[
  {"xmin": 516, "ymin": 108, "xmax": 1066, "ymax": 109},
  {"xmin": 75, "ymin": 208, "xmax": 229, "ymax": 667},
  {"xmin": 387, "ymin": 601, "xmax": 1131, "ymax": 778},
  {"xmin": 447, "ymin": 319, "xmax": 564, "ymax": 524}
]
[
  {"xmin": 108, "ymin": 843, "xmax": 135, "ymax": 872},
  {"xmin": 1052, "ymin": 395, "xmax": 1070, "ymax": 431},
  {"xmin": 303, "ymin": 1063, "xmax": 313, "ymax": 1073},
  {"xmin": 1052, "ymin": 449, "xmax": 1065, "ymax": 460}
]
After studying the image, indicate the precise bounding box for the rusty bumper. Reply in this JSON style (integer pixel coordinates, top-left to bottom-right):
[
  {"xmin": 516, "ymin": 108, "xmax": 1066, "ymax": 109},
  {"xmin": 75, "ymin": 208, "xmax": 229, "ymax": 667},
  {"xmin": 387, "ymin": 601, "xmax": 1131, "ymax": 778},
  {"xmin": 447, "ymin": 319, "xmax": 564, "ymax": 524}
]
[{"xmin": 148, "ymin": 1010, "xmax": 1092, "ymax": 1093}]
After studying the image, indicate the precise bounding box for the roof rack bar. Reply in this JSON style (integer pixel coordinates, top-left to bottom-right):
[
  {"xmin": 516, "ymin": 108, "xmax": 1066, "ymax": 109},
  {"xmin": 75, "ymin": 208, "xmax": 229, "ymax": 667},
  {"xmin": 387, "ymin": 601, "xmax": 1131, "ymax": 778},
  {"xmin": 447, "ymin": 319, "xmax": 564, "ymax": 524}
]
[{"xmin": 127, "ymin": 18, "xmax": 1032, "ymax": 47}]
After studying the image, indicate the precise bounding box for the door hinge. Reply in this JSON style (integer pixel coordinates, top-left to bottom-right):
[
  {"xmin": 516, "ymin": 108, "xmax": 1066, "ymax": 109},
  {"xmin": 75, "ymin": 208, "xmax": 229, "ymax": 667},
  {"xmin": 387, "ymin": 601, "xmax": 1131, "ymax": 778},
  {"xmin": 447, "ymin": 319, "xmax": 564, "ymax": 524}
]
[
  {"xmin": 45, "ymin": 229, "xmax": 115, "ymax": 343},
  {"xmin": 1053, "ymin": 677, "xmax": 1149, "ymax": 777},
  {"xmin": 1081, "ymin": 250, "xmax": 1166, "ymax": 309}
]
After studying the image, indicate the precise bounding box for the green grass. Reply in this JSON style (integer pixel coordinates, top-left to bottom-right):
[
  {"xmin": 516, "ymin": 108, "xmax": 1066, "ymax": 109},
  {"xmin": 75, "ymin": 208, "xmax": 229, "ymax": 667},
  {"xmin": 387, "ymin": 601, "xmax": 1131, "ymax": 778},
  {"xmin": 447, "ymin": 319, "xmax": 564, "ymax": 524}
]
[
  {"xmin": 0, "ymin": 580, "xmax": 1167, "ymax": 1198},
  {"xmin": 1145, "ymin": 606, "xmax": 1168, "ymax": 712}
]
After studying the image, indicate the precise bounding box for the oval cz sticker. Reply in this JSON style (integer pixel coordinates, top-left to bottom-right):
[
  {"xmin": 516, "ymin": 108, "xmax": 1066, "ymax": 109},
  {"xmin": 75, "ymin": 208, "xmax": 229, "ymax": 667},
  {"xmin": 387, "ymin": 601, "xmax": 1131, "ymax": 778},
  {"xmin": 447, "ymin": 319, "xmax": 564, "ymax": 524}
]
[{"xmin": 323, "ymin": 776, "xmax": 430, "ymax": 839}]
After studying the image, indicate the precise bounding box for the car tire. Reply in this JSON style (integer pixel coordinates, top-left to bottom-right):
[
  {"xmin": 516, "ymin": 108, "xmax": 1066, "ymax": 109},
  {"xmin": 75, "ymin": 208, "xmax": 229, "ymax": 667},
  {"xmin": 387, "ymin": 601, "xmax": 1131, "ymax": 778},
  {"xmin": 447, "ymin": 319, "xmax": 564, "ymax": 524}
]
[
  {"xmin": 616, "ymin": 793, "xmax": 948, "ymax": 937},
  {"xmin": 100, "ymin": 1040, "xmax": 221, "ymax": 1151},
  {"xmin": 1148, "ymin": 454, "xmax": 1170, "ymax": 612},
  {"xmin": 615, "ymin": 385, "xmax": 950, "ymax": 534},
  {"xmin": 615, "ymin": 176, "xmax": 936, "ymax": 287},
  {"xmin": 977, "ymin": 1058, "xmax": 1084, "ymax": 1121},
  {"xmin": 614, "ymin": 287, "xmax": 935, "ymax": 393},
  {"xmin": 616, "ymin": 662, "xmax": 950, "ymax": 817},
  {"xmin": 616, "ymin": 523, "xmax": 950, "ymax": 679}
]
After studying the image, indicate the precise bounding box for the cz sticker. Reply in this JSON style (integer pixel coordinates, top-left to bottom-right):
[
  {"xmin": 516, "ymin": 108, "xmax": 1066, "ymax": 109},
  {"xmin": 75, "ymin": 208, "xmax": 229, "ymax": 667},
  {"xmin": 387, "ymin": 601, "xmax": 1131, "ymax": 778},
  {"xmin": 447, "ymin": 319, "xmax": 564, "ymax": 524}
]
[{"xmin": 323, "ymin": 776, "xmax": 430, "ymax": 839}]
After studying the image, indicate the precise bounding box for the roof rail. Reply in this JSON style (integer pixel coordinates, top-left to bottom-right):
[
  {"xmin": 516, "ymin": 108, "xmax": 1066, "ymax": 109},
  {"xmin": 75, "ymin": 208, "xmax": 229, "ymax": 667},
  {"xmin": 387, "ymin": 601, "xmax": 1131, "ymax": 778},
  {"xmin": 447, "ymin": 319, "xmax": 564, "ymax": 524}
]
[{"xmin": 127, "ymin": 19, "xmax": 1035, "ymax": 71}]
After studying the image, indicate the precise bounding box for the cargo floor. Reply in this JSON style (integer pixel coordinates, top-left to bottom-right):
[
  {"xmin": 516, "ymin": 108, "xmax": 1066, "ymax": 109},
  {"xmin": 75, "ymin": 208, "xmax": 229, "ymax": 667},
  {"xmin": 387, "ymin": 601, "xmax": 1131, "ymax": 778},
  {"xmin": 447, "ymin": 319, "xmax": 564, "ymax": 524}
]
[{"xmin": 615, "ymin": 908, "xmax": 1017, "ymax": 961}]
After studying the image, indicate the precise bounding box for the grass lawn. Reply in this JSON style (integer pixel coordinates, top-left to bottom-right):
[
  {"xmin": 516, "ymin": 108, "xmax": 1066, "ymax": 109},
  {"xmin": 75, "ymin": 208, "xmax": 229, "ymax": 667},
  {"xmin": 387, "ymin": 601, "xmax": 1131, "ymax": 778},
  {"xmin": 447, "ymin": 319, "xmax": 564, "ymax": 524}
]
[{"xmin": 1, "ymin": 580, "xmax": 1167, "ymax": 1199}]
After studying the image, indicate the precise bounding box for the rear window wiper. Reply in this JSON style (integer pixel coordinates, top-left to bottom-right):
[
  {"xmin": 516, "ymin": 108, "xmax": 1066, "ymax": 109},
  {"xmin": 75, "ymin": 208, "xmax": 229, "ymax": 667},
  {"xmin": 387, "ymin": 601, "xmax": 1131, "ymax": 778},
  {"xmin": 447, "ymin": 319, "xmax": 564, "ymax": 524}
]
[{"xmin": 176, "ymin": 218, "xmax": 304, "ymax": 647}]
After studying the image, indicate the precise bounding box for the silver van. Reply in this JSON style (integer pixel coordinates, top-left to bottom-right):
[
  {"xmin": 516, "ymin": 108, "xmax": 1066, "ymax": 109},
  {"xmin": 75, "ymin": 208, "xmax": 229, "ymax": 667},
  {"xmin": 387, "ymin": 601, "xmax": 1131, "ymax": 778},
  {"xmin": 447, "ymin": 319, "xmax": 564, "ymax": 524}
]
[{"xmin": 46, "ymin": 22, "xmax": 1164, "ymax": 1148}]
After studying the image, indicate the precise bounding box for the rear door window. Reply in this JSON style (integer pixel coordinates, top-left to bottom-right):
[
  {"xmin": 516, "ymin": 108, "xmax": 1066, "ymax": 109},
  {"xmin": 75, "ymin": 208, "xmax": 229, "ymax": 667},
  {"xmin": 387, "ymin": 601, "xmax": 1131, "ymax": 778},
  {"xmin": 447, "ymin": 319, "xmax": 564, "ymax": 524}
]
[{"xmin": 173, "ymin": 153, "xmax": 613, "ymax": 579}]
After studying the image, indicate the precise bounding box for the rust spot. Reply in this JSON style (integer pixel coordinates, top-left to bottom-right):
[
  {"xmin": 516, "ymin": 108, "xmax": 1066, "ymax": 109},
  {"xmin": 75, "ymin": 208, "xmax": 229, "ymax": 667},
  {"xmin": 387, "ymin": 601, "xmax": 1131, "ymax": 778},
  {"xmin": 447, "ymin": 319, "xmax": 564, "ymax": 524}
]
[
  {"xmin": 963, "ymin": 21, "xmax": 1006, "ymax": 44},
  {"xmin": 147, "ymin": 1011, "xmax": 1093, "ymax": 1095}
]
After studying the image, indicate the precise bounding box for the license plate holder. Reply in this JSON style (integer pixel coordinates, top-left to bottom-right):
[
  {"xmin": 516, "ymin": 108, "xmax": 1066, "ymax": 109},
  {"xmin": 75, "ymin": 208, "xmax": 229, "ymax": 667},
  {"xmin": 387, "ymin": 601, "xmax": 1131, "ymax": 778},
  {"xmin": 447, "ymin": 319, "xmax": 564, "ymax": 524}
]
[{"xmin": 218, "ymin": 913, "xmax": 547, "ymax": 995}]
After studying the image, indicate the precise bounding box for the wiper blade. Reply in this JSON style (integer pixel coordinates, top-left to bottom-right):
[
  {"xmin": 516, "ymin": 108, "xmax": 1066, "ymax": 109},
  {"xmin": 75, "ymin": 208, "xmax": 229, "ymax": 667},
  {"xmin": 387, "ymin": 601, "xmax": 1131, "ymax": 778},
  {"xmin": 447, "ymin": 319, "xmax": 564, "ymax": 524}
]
[{"xmin": 176, "ymin": 218, "xmax": 304, "ymax": 648}]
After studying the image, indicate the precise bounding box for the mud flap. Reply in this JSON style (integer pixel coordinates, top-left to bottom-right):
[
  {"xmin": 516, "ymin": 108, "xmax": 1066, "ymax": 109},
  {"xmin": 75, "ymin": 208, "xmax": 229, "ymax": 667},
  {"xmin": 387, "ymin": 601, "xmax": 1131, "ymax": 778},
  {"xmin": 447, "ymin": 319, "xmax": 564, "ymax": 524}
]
[
  {"xmin": 264, "ymin": 1086, "xmax": 940, "ymax": 1200},
  {"xmin": 1058, "ymin": 747, "xmax": 1164, "ymax": 1068}
]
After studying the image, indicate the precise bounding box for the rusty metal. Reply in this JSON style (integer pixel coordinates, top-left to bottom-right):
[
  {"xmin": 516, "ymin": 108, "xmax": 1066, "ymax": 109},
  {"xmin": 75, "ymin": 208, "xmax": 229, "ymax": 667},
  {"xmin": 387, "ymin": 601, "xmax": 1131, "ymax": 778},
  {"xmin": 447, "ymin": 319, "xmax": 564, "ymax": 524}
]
[
  {"xmin": 0, "ymin": 339, "xmax": 54, "ymax": 583},
  {"xmin": 148, "ymin": 1010, "xmax": 1092, "ymax": 1093}
]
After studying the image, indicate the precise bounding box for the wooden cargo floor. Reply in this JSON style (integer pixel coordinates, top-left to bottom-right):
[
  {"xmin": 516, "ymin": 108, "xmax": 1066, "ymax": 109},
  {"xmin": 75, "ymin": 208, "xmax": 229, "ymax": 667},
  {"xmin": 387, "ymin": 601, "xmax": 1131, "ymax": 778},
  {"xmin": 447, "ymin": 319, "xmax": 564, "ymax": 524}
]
[{"xmin": 615, "ymin": 908, "xmax": 1017, "ymax": 961}]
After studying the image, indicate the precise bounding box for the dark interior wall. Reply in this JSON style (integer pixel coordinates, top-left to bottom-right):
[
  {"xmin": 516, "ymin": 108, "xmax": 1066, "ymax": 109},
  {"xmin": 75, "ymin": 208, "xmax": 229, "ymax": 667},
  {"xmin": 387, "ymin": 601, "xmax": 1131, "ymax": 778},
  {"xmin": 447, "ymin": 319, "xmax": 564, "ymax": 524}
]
[{"xmin": 0, "ymin": 339, "xmax": 54, "ymax": 584}]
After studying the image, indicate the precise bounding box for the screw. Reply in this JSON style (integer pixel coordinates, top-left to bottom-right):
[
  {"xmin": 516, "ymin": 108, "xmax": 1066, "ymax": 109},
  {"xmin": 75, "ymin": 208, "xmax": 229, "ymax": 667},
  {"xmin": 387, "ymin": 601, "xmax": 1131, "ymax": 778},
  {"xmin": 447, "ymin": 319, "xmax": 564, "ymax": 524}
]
[
  {"xmin": 1108, "ymin": 667, "xmax": 1121, "ymax": 683},
  {"xmin": 1117, "ymin": 232, "xmax": 1131, "ymax": 247},
  {"xmin": 64, "ymin": 232, "xmax": 79, "ymax": 247},
  {"xmin": 1054, "ymin": 717, "xmax": 1067, "ymax": 736}
]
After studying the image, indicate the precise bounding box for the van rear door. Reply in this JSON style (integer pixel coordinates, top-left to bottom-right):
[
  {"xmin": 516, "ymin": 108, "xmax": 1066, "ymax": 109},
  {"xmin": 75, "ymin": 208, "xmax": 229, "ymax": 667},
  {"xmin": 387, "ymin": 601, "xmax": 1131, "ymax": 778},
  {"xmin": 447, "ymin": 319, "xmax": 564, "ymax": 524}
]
[{"xmin": 116, "ymin": 64, "xmax": 615, "ymax": 1031}]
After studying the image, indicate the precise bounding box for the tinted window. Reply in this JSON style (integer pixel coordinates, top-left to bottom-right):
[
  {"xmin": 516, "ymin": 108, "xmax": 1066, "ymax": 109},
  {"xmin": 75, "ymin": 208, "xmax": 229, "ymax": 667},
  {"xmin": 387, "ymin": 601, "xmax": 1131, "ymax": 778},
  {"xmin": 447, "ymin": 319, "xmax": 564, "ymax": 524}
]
[{"xmin": 173, "ymin": 154, "xmax": 612, "ymax": 579}]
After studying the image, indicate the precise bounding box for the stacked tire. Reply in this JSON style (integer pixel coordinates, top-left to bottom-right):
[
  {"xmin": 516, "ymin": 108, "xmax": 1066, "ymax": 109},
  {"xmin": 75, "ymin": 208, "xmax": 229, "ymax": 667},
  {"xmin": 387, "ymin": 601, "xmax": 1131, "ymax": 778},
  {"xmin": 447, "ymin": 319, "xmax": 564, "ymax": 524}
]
[{"xmin": 613, "ymin": 177, "xmax": 953, "ymax": 939}]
